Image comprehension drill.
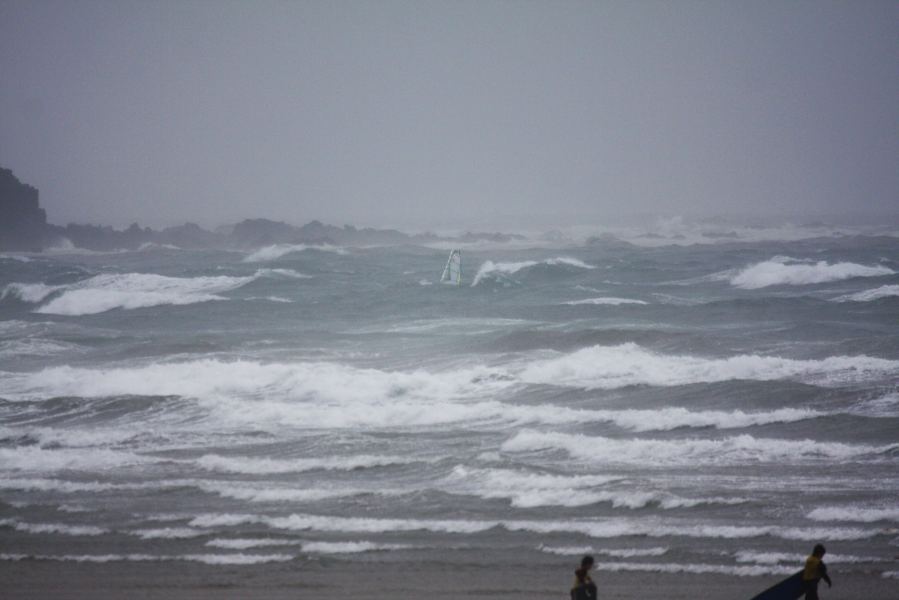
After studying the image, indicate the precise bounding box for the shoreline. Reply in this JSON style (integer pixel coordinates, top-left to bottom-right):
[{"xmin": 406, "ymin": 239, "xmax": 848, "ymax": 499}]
[{"xmin": 2, "ymin": 556, "xmax": 896, "ymax": 599}]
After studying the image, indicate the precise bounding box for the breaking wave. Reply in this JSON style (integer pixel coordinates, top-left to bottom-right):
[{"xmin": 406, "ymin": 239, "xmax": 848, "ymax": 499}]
[
  {"xmin": 0, "ymin": 446, "xmax": 154, "ymax": 473},
  {"xmin": 501, "ymin": 430, "xmax": 895, "ymax": 466},
  {"xmin": 736, "ymin": 550, "xmax": 888, "ymax": 568},
  {"xmin": 1, "ymin": 282, "xmax": 64, "ymax": 303},
  {"xmin": 442, "ymin": 466, "xmax": 745, "ymax": 509},
  {"xmin": 595, "ymin": 561, "xmax": 792, "ymax": 577},
  {"xmin": 243, "ymin": 243, "xmax": 346, "ymax": 262},
  {"xmin": 834, "ymin": 285, "xmax": 899, "ymax": 302},
  {"xmin": 0, "ymin": 552, "xmax": 292, "ymax": 564},
  {"xmin": 206, "ymin": 538, "xmax": 299, "ymax": 549},
  {"xmin": 130, "ymin": 527, "xmax": 206, "ymax": 539},
  {"xmin": 299, "ymin": 541, "xmax": 412, "ymax": 554},
  {"xmin": 806, "ymin": 506, "xmax": 899, "ymax": 523},
  {"xmin": 471, "ymin": 257, "xmax": 594, "ymax": 286},
  {"xmin": 1, "ymin": 269, "xmax": 305, "ymax": 315},
  {"xmin": 518, "ymin": 343, "xmax": 899, "ymax": 389},
  {"xmin": 730, "ymin": 257, "xmax": 894, "ymax": 289},
  {"xmin": 0, "ymin": 358, "xmax": 827, "ymax": 430},
  {"xmin": 195, "ymin": 453, "xmax": 417, "ymax": 474},
  {"xmin": 562, "ymin": 297, "xmax": 648, "ymax": 306},
  {"xmin": 539, "ymin": 545, "xmax": 669, "ymax": 557},
  {"xmin": 0, "ymin": 518, "xmax": 107, "ymax": 536},
  {"xmin": 188, "ymin": 512, "xmax": 877, "ymax": 541}
]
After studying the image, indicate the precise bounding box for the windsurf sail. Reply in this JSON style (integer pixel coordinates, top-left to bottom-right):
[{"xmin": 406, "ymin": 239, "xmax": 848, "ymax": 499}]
[{"xmin": 440, "ymin": 249, "xmax": 462, "ymax": 286}]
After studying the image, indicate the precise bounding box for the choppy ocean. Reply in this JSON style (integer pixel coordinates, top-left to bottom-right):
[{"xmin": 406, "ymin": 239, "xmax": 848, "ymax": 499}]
[{"xmin": 1, "ymin": 223, "xmax": 898, "ymax": 584}]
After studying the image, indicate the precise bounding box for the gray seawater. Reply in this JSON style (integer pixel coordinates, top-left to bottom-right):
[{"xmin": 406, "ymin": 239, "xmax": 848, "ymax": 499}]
[{"xmin": 1, "ymin": 233, "xmax": 898, "ymax": 583}]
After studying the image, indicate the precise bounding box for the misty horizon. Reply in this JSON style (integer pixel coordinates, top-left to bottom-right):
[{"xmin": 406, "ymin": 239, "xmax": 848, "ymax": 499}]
[{"xmin": 2, "ymin": 1, "xmax": 897, "ymax": 231}]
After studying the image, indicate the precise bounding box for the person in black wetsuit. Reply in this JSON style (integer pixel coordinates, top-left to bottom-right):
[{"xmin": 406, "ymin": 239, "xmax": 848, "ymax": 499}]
[
  {"xmin": 570, "ymin": 554, "xmax": 597, "ymax": 600},
  {"xmin": 802, "ymin": 543, "xmax": 832, "ymax": 600}
]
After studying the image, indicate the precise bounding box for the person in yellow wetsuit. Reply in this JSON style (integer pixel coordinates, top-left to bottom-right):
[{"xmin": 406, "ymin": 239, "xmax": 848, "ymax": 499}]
[
  {"xmin": 802, "ymin": 543, "xmax": 832, "ymax": 600},
  {"xmin": 570, "ymin": 554, "xmax": 597, "ymax": 600}
]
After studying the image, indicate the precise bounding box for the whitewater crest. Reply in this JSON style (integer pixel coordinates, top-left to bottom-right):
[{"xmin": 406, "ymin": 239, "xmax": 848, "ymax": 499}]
[
  {"xmin": 500, "ymin": 430, "xmax": 896, "ymax": 466},
  {"xmin": 1, "ymin": 269, "xmax": 303, "ymax": 315},
  {"xmin": 187, "ymin": 511, "xmax": 877, "ymax": 541},
  {"xmin": 441, "ymin": 466, "xmax": 745, "ymax": 509},
  {"xmin": 518, "ymin": 343, "xmax": 899, "ymax": 389},
  {"xmin": 563, "ymin": 297, "xmax": 648, "ymax": 306},
  {"xmin": 833, "ymin": 285, "xmax": 899, "ymax": 302},
  {"xmin": 471, "ymin": 257, "xmax": 594, "ymax": 286},
  {"xmin": 730, "ymin": 256, "xmax": 894, "ymax": 289},
  {"xmin": 243, "ymin": 243, "xmax": 347, "ymax": 262},
  {"xmin": 0, "ymin": 353, "xmax": 846, "ymax": 431}
]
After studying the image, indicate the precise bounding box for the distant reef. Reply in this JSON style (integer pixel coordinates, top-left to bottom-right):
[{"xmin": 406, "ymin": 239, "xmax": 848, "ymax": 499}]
[{"xmin": 0, "ymin": 166, "xmax": 523, "ymax": 252}]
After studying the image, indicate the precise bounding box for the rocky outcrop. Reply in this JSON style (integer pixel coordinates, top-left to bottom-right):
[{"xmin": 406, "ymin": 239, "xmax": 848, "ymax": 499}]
[
  {"xmin": 0, "ymin": 168, "xmax": 47, "ymax": 251},
  {"xmin": 0, "ymin": 165, "xmax": 531, "ymax": 252}
]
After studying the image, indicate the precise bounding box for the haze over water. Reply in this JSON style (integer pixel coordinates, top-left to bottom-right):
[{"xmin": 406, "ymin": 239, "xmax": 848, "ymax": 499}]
[
  {"xmin": 2, "ymin": 222, "xmax": 898, "ymax": 587},
  {"xmin": 2, "ymin": 2, "xmax": 898, "ymax": 596}
]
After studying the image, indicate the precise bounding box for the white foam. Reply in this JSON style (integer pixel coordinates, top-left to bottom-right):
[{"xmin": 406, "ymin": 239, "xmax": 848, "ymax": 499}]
[
  {"xmin": 181, "ymin": 553, "xmax": 293, "ymax": 565},
  {"xmin": 518, "ymin": 343, "xmax": 899, "ymax": 389},
  {"xmin": 0, "ymin": 477, "xmax": 197, "ymax": 494},
  {"xmin": 736, "ymin": 551, "xmax": 887, "ymax": 565},
  {"xmin": 848, "ymin": 393, "xmax": 899, "ymax": 417},
  {"xmin": 195, "ymin": 453, "xmax": 415, "ymax": 474},
  {"xmin": 0, "ymin": 477, "xmax": 130, "ymax": 493},
  {"xmin": 0, "ymin": 553, "xmax": 157, "ymax": 563},
  {"xmin": 243, "ymin": 243, "xmax": 346, "ymax": 262},
  {"xmin": 206, "ymin": 538, "xmax": 300, "ymax": 549},
  {"xmin": 253, "ymin": 268, "xmax": 312, "ymax": 279},
  {"xmin": 442, "ymin": 466, "xmax": 743, "ymax": 509},
  {"xmin": 834, "ymin": 284, "xmax": 899, "ymax": 302},
  {"xmin": 501, "ymin": 430, "xmax": 894, "ymax": 466},
  {"xmin": 4, "ymin": 519, "xmax": 107, "ymax": 536},
  {"xmin": 189, "ymin": 512, "xmax": 495, "ymax": 535},
  {"xmin": 188, "ymin": 512, "xmax": 877, "ymax": 542},
  {"xmin": 550, "ymin": 406, "xmax": 820, "ymax": 432},
  {"xmin": 0, "ymin": 359, "xmax": 516, "ymax": 430},
  {"xmin": 443, "ymin": 466, "xmax": 622, "ymax": 508},
  {"xmin": 0, "ymin": 355, "xmax": 838, "ymax": 431},
  {"xmin": 300, "ymin": 541, "xmax": 411, "ymax": 554},
  {"xmin": 1, "ymin": 282, "xmax": 63, "ymax": 303},
  {"xmin": 197, "ymin": 482, "xmax": 368, "ymax": 504},
  {"xmin": 563, "ymin": 297, "xmax": 648, "ymax": 305},
  {"xmin": 0, "ymin": 552, "xmax": 291, "ymax": 564},
  {"xmin": 730, "ymin": 257, "xmax": 894, "ymax": 289},
  {"xmin": 807, "ymin": 506, "xmax": 899, "ymax": 523},
  {"xmin": 130, "ymin": 527, "xmax": 206, "ymax": 539},
  {"xmin": 507, "ymin": 519, "xmax": 877, "ymax": 541},
  {"xmin": 0, "ymin": 446, "xmax": 155, "ymax": 473},
  {"xmin": 27, "ymin": 272, "xmax": 256, "ymax": 315},
  {"xmin": 137, "ymin": 242, "xmax": 180, "ymax": 251},
  {"xmin": 0, "ymin": 337, "xmax": 76, "ymax": 359},
  {"xmin": 364, "ymin": 317, "xmax": 534, "ymax": 335},
  {"xmin": 735, "ymin": 551, "xmax": 798, "ymax": 565},
  {"xmin": 471, "ymin": 257, "xmax": 594, "ymax": 286},
  {"xmin": 587, "ymin": 218, "xmax": 897, "ymax": 248},
  {"xmin": 596, "ymin": 561, "xmax": 792, "ymax": 577},
  {"xmin": 883, "ymin": 571, "xmax": 899, "ymax": 579},
  {"xmin": 539, "ymin": 545, "xmax": 668, "ymax": 558}
]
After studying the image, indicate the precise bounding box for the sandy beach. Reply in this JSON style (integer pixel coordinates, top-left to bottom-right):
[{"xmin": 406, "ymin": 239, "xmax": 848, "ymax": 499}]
[{"xmin": 3, "ymin": 556, "xmax": 896, "ymax": 600}]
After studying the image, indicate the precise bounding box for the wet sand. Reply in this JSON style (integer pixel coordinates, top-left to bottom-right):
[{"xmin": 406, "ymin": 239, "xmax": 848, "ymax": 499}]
[{"xmin": 2, "ymin": 558, "xmax": 895, "ymax": 599}]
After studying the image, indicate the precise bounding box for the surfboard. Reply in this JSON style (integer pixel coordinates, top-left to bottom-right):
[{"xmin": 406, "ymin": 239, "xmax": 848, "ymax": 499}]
[{"xmin": 749, "ymin": 570, "xmax": 804, "ymax": 600}]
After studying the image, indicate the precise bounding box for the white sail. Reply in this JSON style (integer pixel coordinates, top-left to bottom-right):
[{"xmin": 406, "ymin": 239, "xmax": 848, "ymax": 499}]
[{"xmin": 440, "ymin": 249, "xmax": 462, "ymax": 286}]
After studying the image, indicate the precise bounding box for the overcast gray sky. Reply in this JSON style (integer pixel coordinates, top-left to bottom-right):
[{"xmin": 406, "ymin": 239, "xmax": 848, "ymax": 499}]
[{"xmin": 1, "ymin": 0, "xmax": 896, "ymax": 229}]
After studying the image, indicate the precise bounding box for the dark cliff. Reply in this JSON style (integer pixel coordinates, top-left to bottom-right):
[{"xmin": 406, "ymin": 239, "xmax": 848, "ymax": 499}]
[
  {"xmin": 0, "ymin": 168, "xmax": 47, "ymax": 251},
  {"xmin": 0, "ymin": 166, "xmax": 526, "ymax": 252}
]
